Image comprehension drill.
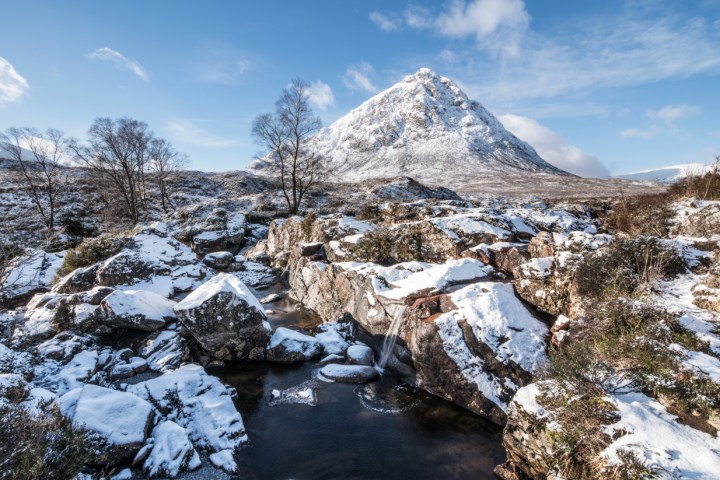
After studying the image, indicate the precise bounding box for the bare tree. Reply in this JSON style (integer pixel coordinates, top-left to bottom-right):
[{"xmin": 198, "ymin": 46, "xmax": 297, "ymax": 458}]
[
  {"xmin": 69, "ymin": 117, "xmax": 153, "ymax": 223},
  {"xmin": 252, "ymin": 78, "xmax": 324, "ymax": 214},
  {"xmin": 148, "ymin": 137, "xmax": 188, "ymax": 212},
  {"xmin": 0, "ymin": 127, "xmax": 69, "ymax": 238}
]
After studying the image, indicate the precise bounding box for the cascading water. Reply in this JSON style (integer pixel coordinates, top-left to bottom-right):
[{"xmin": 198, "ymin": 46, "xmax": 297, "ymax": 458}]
[{"xmin": 377, "ymin": 305, "xmax": 407, "ymax": 372}]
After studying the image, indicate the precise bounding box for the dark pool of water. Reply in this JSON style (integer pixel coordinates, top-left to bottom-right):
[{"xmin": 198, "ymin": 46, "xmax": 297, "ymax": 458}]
[{"xmin": 203, "ymin": 286, "xmax": 507, "ymax": 479}]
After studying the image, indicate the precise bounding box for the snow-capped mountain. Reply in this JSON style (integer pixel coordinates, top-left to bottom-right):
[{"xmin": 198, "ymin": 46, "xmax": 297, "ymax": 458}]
[
  {"xmin": 248, "ymin": 68, "xmax": 570, "ymax": 184},
  {"xmin": 615, "ymin": 163, "xmax": 716, "ymax": 183}
]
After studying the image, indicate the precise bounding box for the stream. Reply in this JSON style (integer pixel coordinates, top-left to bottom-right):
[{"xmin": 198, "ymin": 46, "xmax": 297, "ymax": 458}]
[{"xmin": 203, "ymin": 287, "xmax": 507, "ymax": 480}]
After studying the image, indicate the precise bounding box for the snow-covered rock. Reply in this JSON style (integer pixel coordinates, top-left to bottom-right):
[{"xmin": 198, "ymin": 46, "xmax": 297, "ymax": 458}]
[
  {"xmin": 266, "ymin": 327, "xmax": 322, "ymax": 363},
  {"xmin": 0, "ymin": 249, "xmax": 65, "ymax": 307},
  {"xmin": 346, "ymin": 344, "xmax": 374, "ymax": 366},
  {"xmin": 100, "ymin": 289, "xmax": 176, "ymax": 331},
  {"xmin": 202, "ymin": 251, "xmax": 234, "ymax": 270},
  {"xmin": 174, "ymin": 273, "xmax": 270, "ymax": 360},
  {"xmin": 318, "ymin": 364, "xmax": 379, "ymax": 383},
  {"xmin": 142, "ymin": 421, "xmax": 201, "ymax": 478},
  {"xmin": 60, "ymin": 384, "xmax": 153, "ymax": 464},
  {"xmin": 127, "ymin": 364, "xmax": 247, "ymax": 454}
]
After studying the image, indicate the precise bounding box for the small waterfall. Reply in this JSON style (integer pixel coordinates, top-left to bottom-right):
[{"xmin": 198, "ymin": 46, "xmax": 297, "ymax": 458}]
[{"xmin": 377, "ymin": 305, "xmax": 407, "ymax": 372}]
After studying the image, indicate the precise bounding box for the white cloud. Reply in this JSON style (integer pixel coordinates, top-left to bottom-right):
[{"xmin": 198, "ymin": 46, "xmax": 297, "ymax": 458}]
[
  {"xmin": 619, "ymin": 126, "xmax": 662, "ymax": 139},
  {"xmin": 0, "ymin": 57, "xmax": 29, "ymax": 107},
  {"xmin": 87, "ymin": 47, "xmax": 148, "ymax": 81},
  {"xmin": 499, "ymin": 114, "xmax": 610, "ymax": 178},
  {"xmin": 166, "ymin": 119, "xmax": 237, "ymax": 148},
  {"xmin": 306, "ymin": 80, "xmax": 335, "ymax": 110},
  {"xmin": 343, "ymin": 63, "xmax": 377, "ymax": 93},
  {"xmin": 435, "ymin": 0, "xmax": 530, "ymax": 41},
  {"xmin": 403, "ymin": 5, "xmax": 432, "ymax": 29},
  {"xmin": 647, "ymin": 104, "xmax": 700, "ymax": 123},
  {"xmin": 369, "ymin": 11, "xmax": 401, "ymax": 31}
]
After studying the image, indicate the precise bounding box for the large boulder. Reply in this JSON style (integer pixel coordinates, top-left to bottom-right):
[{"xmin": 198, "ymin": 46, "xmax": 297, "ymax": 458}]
[
  {"xmin": 100, "ymin": 290, "xmax": 176, "ymax": 331},
  {"xmin": 266, "ymin": 327, "xmax": 322, "ymax": 363},
  {"xmin": 174, "ymin": 273, "xmax": 271, "ymax": 360}
]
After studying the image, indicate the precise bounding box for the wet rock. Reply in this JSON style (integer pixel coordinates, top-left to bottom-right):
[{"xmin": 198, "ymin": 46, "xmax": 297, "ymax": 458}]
[
  {"xmin": 202, "ymin": 251, "xmax": 234, "ymax": 270},
  {"xmin": 266, "ymin": 327, "xmax": 323, "ymax": 363},
  {"xmin": 346, "ymin": 344, "xmax": 374, "ymax": 366},
  {"xmin": 174, "ymin": 273, "xmax": 270, "ymax": 360},
  {"xmin": 260, "ymin": 292, "xmax": 283, "ymax": 304},
  {"xmin": 319, "ymin": 364, "xmax": 379, "ymax": 383}
]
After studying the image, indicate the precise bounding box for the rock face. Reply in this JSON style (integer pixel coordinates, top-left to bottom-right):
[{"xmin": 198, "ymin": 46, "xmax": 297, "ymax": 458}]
[
  {"xmin": 291, "ymin": 258, "xmax": 547, "ymax": 424},
  {"xmin": 266, "ymin": 327, "xmax": 322, "ymax": 363},
  {"xmin": 174, "ymin": 273, "xmax": 271, "ymax": 360},
  {"xmin": 497, "ymin": 382, "xmax": 559, "ymax": 480}
]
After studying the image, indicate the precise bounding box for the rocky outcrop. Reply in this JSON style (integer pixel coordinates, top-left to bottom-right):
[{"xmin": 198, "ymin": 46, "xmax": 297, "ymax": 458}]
[
  {"xmin": 290, "ymin": 258, "xmax": 547, "ymax": 424},
  {"xmin": 54, "ymin": 227, "xmax": 207, "ymax": 297},
  {"xmin": 513, "ymin": 231, "xmax": 610, "ymax": 318},
  {"xmin": 174, "ymin": 273, "xmax": 271, "ymax": 360}
]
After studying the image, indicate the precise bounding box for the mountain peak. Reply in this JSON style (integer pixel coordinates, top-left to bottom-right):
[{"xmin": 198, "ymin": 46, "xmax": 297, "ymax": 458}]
[{"xmin": 249, "ymin": 70, "xmax": 569, "ymax": 187}]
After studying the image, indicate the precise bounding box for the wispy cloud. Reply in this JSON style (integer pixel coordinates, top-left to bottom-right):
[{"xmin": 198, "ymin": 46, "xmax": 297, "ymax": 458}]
[
  {"xmin": 647, "ymin": 104, "xmax": 700, "ymax": 123},
  {"xmin": 166, "ymin": 119, "xmax": 237, "ymax": 148},
  {"xmin": 369, "ymin": 11, "xmax": 401, "ymax": 31},
  {"xmin": 372, "ymin": 1, "xmax": 720, "ymax": 105},
  {"xmin": 0, "ymin": 57, "xmax": 29, "ymax": 107},
  {"xmin": 499, "ymin": 113, "xmax": 609, "ymax": 178},
  {"xmin": 306, "ymin": 80, "xmax": 335, "ymax": 110},
  {"xmin": 87, "ymin": 47, "xmax": 148, "ymax": 81},
  {"xmin": 620, "ymin": 126, "xmax": 662, "ymax": 140},
  {"xmin": 343, "ymin": 63, "xmax": 377, "ymax": 93},
  {"xmin": 621, "ymin": 103, "xmax": 699, "ymax": 140}
]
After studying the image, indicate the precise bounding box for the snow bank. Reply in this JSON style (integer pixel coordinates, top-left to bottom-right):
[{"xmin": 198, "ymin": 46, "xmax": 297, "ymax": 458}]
[{"xmin": 603, "ymin": 392, "xmax": 720, "ymax": 479}]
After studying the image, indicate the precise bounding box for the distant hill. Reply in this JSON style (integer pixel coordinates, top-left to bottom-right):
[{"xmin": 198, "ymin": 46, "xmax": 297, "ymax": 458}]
[{"xmin": 614, "ymin": 163, "xmax": 715, "ymax": 183}]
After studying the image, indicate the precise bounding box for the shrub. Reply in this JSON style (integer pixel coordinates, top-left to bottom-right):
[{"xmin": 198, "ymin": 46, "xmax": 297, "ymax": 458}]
[
  {"xmin": 668, "ymin": 156, "xmax": 720, "ymax": 200},
  {"xmin": 56, "ymin": 233, "xmax": 130, "ymax": 278},
  {"xmin": 299, "ymin": 212, "xmax": 317, "ymax": 241},
  {"xmin": 607, "ymin": 191, "xmax": 675, "ymax": 237},
  {"xmin": 575, "ymin": 236, "xmax": 685, "ymax": 300},
  {"xmin": 351, "ymin": 227, "xmax": 423, "ymax": 265},
  {"xmin": 0, "ymin": 403, "xmax": 91, "ymax": 480}
]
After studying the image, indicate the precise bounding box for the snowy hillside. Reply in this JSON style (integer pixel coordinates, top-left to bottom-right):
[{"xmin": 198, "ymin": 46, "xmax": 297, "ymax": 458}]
[
  {"xmin": 615, "ymin": 163, "xmax": 714, "ymax": 182},
  {"xmin": 248, "ymin": 68, "xmax": 570, "ymax": 184}
]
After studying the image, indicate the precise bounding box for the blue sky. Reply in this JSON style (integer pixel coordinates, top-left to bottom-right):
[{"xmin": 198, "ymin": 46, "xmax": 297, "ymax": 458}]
[{"xmin": 1, "ymin": 0, "xmax": 719, "ymax": 176}]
